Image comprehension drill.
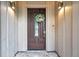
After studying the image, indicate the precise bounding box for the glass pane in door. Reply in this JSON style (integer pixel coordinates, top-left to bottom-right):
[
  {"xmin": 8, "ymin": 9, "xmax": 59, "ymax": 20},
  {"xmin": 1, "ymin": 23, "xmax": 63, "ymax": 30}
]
[{"xmin": 35, "ymin": 19, "xmax": 39, "ymax": 37}]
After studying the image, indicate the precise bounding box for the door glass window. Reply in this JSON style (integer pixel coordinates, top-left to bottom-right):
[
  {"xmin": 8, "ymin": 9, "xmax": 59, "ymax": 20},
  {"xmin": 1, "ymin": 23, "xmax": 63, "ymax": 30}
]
[{"xmin": 35, "ymin": 20, "xmax": 38, "ymax": 37}]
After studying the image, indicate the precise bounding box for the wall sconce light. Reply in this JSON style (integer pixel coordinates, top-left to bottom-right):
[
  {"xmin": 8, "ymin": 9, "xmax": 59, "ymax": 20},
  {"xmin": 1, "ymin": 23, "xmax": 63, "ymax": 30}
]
[
  {"xmin": 58, "ymin": 1, "xmax": 63, "ymax": 10},
  {"xmin": 9, "ymin": 1, "xmax": 15, "ymax": 10}
]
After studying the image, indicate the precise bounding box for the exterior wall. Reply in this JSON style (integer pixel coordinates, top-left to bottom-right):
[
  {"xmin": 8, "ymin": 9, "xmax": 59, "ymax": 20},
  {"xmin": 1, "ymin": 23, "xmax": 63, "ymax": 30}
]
[
  {"xmin": 7, "ymin": 6, "xmax": 18, "ymax": 56},
  {"xmin": 72, "ymin": 2, "xmax": 79, "ymax": 57},
  {"xmin": 55, "ymin": 2, "xmax": 58, "ymax": 54},
  {"xmin": 55, "ymin": 1, "xmax": 79, "ymax": 57},
  {"xmin": 17, "ymin": 1, "xmax": 55, "ymax": 51},
  {"xmin": 1, "ymin": 1, "xmax": 8, "ymax": 56},
  {"xmin": 17, "ymin": 7, "xmax": 27, "ymax": 51},
  {"xmin": 55, "ymin": 2, "xmax": 72, "ymax": 57},
  {"xmin": 57, "ymin": 6, "xmax": 65, "ymax": 57},
  {"xmin": 46, "ymin": 2, "xmax": 55, "ymax": 51},
  {"xmin": 0, "ymin": 2, "xmax": 1, "ymax": 56},
  {"xmin": 14, "ymin": 9, "xmax": 18, "ymax": 55},
  {"xmin": 1, "ymin": 1, "xmax": 18, "ymax": 57},
  {"xmin": 64, "ymin": 2, "xmax": 72, "ymax": 57}
]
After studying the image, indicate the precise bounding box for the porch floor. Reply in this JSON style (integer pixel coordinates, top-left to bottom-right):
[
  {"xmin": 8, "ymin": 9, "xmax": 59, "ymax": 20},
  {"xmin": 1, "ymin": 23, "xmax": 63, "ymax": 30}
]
[{"xmin": 15, "ymin": 51, "xmax": 58, "ymax": 57}]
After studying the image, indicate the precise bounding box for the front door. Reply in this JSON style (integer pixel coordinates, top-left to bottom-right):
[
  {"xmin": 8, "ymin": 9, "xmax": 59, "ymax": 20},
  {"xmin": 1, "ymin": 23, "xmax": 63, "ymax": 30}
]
[{"xmin": 27, "ymin": 8, "xmax": 46, "ymax": 50}]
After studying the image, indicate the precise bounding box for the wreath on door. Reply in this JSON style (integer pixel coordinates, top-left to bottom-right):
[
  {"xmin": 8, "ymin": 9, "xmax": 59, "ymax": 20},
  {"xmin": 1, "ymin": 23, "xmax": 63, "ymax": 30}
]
[{"xmin": 35, "ymin": 14, "xmax": 45, "ymax": 22}]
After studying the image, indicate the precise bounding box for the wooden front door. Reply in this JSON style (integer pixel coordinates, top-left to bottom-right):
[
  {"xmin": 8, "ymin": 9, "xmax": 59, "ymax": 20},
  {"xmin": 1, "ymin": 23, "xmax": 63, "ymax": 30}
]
[{"xmin": 27, "ymin": 8, "xmax": 46, "ymax": 50}]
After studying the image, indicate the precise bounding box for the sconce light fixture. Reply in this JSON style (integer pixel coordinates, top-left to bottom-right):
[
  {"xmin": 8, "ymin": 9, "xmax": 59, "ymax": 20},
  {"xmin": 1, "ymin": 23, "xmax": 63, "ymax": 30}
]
[
  {"xmin": 9, "ymin": 1, "xmax": 15, "ymax": 10},
  {"xmin": 58, "ymin": 1, "xmax": 63, "ymax": 10}
]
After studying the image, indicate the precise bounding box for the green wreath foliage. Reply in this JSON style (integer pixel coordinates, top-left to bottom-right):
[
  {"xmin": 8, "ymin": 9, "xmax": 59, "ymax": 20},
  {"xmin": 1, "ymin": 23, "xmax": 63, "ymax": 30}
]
[{"xmin": 35, "ymin": 14, "xmax": 45, "ymax": 22}]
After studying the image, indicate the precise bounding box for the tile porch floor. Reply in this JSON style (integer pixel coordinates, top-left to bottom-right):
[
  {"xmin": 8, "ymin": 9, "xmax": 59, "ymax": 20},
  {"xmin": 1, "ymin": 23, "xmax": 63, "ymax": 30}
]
[{"xmin": 15, "ymin": 51, "xmax": 58, "ymax": 57}]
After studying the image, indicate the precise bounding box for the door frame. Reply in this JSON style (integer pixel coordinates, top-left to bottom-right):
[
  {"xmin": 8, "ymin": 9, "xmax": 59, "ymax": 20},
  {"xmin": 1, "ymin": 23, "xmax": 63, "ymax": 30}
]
[{"xmin": 27, "ymin": 8, "xmax": 46, "ymax": 50}]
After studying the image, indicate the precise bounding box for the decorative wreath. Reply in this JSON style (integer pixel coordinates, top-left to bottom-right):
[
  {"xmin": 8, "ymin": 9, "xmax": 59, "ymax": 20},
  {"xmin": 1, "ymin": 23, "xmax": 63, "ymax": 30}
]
[{"xmin": 35, "ymin": 14, "xmax": 45, "ymax": 22}]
